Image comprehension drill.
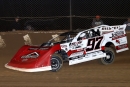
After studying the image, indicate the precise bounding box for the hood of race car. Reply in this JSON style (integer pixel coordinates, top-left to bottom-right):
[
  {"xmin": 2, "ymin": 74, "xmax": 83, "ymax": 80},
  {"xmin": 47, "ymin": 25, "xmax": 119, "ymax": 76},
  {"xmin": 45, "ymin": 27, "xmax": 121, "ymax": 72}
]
[{"xmin": 7, "ymin": 44, "xmax": 61, "ymax": 68}]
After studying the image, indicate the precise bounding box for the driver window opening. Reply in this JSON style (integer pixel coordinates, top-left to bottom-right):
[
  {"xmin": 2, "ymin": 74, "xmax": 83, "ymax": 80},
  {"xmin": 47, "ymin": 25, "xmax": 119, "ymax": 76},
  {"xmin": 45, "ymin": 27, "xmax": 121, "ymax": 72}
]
[{"xmin": 77, "ymin": 29, "xmax": 100, "ymax": 41}]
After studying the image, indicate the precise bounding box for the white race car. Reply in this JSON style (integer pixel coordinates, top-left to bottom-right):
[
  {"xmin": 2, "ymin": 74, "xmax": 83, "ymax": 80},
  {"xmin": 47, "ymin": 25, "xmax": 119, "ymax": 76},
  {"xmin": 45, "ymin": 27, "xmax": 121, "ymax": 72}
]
[
  {"xmin": 65, "ymin": 24, "xmax": 129, "ymax": 66},
  {"xmin": 5, "ymin": 24, "xmax": 129, "ymax": 72}
]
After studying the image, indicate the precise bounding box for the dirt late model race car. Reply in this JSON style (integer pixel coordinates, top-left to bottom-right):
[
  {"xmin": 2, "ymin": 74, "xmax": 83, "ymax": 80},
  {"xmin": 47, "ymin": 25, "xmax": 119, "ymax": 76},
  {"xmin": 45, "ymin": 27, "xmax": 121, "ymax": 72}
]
[{"xmin": 5, "ymin": 24, "xmax": 129, "ymax": 72}]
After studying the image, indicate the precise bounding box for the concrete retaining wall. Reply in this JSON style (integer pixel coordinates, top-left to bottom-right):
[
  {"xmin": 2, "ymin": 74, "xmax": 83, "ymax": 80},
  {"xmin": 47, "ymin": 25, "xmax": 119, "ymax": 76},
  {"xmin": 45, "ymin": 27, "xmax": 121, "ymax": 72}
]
[
  {"xmin": 0, "ymin": 30, "xmax": 130, "ymax": 50},
  {"xmin": 0, "ymin": 31, "xmax": 66, "ymax": 50}
]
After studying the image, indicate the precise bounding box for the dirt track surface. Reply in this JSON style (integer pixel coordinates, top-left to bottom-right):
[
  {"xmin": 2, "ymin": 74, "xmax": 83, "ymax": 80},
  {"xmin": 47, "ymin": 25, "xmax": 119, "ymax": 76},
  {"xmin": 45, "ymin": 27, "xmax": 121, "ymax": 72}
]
[{"xmin": 0, "ymin": 32, "xmax": 130, "ymax": 87}]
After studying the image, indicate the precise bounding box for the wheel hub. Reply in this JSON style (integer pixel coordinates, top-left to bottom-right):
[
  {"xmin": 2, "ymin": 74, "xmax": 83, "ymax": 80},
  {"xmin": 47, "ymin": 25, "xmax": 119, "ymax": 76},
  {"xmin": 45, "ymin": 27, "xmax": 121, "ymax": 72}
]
[
  {"xmin": 51, "ymin": 58, "xmax": 59, "ymax": 69},
  {"xmin": 106, "ymin": 55, "xmax": 110, "ymax": 59}
]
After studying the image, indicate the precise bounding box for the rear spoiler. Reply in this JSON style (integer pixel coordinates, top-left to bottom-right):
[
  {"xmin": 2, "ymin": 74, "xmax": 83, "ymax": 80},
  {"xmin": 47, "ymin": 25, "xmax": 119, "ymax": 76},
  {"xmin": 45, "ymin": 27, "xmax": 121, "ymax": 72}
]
[{"xmin": 96, "ymin": 24, "xmax": 126, "ymax": 35}]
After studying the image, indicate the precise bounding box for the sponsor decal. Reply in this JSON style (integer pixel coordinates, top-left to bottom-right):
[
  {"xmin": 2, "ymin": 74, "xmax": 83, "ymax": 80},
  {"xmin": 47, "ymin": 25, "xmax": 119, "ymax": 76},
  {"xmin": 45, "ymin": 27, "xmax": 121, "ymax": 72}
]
[
  {"xmin": 69, "ymin": 55, "xmax": 84, "ymax": 60},
  {"xmin": 85, "ymin": 51, "xmax": 103, "ymax": 58},
  {"xmin": 102, "ymin": 27, "xmax": 112, "ymax": 30},
  {"xmin": 61, "ymin": 45, "xmax": 67, "ymax": 48},
  {"xmin": 112, "ymin": 26, "xmax": 119, "ymax": 29},
  {"xmin": 21, "ymin": 52, "xmax": 39, "ymax": 58},
  {"xmin": 22, "ymin": 58, "xmax": 28, "ymax": 62},
  {"xmin": 102, "ymin": 26, "xmax": 119, "ymax": 31},
  {"xmin": 70, "ymin": 51, "xmax": 84, "ymax": 57},
  {"xmin": 77, "ymin": 48, "xmax": 84, "ymax": 51},
  {"xmin": 111, "ymin": 31, "xmax": 125, "ymax": 40},
  {"xmin": 116, "ymin": 44, "xmax": 128, "ymax": 50},
  {"xmin": 70, "ymin": 51, "xmax": 104, "ymax": 61},
  {"xmin": 69, "ymin": 41, "xmax": 82, "ymax": 49},
  {"xmin": 101, "ymin": 26, "xmax": 124, "ymax": 32}
]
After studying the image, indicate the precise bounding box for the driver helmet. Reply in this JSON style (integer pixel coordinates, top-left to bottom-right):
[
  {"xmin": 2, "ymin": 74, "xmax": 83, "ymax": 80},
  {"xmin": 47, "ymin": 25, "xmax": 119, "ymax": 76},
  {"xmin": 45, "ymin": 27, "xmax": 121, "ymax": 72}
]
[{"xmin": 80, "ymin": 33, "xmax": 86, "ymax": 39}]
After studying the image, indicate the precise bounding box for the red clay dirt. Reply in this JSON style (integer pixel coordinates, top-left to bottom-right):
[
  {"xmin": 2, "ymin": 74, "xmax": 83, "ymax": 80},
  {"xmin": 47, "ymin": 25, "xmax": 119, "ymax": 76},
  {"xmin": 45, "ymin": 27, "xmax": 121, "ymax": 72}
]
[{"xmin": 0, "ymin": 32, "xmax": 130, "ymax": 87}]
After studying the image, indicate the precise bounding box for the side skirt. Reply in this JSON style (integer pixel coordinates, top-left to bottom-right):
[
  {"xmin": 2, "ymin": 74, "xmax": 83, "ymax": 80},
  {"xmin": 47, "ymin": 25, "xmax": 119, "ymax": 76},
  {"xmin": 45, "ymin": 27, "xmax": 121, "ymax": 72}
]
[{"xmin": 69, "ymin": 51, "xmax": 106, "ymax": 65}]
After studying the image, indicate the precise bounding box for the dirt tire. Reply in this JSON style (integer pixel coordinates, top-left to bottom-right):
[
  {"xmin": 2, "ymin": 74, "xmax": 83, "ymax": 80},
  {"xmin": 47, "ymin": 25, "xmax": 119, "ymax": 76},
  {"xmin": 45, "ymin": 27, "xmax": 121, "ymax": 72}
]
[
  {"xmin": 51, "ymin": 53, "xmax": 63, "ymax": 72},
  {"xmin": 100, "ymin": 47, "xmax": 115, "ymax": 65}
]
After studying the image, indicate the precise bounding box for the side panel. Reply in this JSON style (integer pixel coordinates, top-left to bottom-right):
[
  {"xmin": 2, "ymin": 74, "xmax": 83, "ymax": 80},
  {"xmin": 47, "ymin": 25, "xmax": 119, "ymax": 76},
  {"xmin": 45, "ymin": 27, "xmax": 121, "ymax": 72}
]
[
  {"xmin": 6, "ymin": 44, "xmax": 61, "ymax": 69},
  {"xmin": 69, "ymin": 50, "xmax": 106, "ymax": 65},
  {"xmin": 112, "ymin": 31, "xmax": 129, "ymax": 53},
  {"xmin": 102, "ymin": 29, "xmax": 129, "ymax": 53},
  {"xmin": 67, "ymin": 36, "xmax": 106, "ymax": 65}
]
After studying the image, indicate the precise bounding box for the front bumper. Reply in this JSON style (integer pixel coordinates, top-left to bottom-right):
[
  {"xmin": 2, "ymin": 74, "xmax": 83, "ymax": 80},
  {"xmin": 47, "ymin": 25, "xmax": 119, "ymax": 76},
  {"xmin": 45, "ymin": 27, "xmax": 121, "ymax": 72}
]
[{"xmin": 5, "ymin": 64, "xmax": 51, "ymax": 72}]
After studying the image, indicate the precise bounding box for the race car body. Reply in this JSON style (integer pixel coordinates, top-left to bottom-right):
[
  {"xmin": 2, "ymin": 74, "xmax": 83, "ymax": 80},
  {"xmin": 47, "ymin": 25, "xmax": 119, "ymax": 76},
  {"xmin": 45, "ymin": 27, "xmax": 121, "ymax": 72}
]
[
  {"xmin": 5, "ymin": 45, "xmax": 61, "ymax": 72},
  {"xmin": 5, "ymin": 24, "xmax": 129, "ymax": 72}
]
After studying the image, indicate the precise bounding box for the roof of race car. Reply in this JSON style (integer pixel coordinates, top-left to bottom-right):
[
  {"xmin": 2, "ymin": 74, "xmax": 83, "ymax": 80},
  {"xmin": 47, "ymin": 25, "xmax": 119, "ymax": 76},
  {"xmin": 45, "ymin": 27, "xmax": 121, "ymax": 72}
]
[
  {"xmin": 60, "ymin": 31, "xmax": 79, "ymax": 36},
  {"xmin": 59, "ymin": 24, "xmax": 125, "ymax": 36}
]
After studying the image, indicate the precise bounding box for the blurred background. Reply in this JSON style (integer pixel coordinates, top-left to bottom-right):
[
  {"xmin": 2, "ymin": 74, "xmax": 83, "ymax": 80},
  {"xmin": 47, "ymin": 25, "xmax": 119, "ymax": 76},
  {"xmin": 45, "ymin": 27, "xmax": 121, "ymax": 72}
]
[{"xmin": 0, "ymin": 0, "xmax": 130, "ymax": 32}]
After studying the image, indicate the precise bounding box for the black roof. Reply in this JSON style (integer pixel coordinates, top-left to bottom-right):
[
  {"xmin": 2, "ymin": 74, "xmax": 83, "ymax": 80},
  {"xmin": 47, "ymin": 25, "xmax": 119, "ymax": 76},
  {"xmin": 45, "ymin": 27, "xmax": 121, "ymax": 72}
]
[{"xmin": 60, "ymin": 31, "xmax": 79, "ymax": 36}]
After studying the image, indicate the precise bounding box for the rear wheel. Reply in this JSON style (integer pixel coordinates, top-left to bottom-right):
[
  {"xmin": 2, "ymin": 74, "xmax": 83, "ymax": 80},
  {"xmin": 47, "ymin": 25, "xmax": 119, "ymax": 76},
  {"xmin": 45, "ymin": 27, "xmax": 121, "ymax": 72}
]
[
  {"xmin": 100, "ymin": 47, "xmax": 115, "ymax": 65},
  {"xmin": 51, "ymin": 54, "xmax": 63, "ymax": 72}
]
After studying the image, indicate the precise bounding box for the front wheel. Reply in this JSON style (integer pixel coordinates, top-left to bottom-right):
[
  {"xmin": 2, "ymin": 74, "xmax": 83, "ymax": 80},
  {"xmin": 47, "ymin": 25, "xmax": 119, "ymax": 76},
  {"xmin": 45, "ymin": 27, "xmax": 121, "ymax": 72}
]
[
  {"xmin": 100, "ymin": 47, "xmax": 115, "ymax": 65},
  {"xmin": 51, "ymin": 54, "xmax": 63, "ymax": 72}
]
